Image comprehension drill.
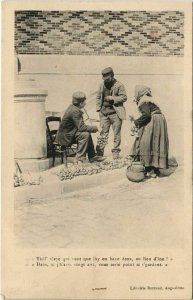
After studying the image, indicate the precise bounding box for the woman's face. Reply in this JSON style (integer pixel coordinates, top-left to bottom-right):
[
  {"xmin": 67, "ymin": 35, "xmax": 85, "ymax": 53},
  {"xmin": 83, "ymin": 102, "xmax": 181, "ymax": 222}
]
[{"xmin": 136, "ymin": 94, "xmax": 151, "ymax": 106}]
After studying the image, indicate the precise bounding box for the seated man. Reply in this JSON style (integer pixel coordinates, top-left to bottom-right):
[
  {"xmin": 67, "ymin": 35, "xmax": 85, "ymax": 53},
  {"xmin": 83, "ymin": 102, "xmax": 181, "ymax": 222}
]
[{"xmin": 55, "ymin": 91, "xmax": 103, "ymax": 163}]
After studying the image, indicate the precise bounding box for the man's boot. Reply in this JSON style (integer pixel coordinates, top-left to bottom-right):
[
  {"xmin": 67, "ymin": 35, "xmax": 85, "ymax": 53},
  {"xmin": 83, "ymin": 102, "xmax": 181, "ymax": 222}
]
[
  {"xmin": 112, "ymin": 152, "xmax": 120, "ymax": 160},
  {"xmin": 96, "ymin": 145, "xmax": 104, "ymax": 157}
]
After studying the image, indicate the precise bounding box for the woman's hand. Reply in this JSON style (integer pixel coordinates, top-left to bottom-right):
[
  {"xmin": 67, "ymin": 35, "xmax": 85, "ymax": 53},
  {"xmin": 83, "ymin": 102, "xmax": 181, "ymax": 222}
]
[
  {"xmin": 131, "ymin": 125, "xmax": 138, "ymax": 136},
  {"xmin": 129, "ymin": 115, "xmax": 135, "ymax": 122}
]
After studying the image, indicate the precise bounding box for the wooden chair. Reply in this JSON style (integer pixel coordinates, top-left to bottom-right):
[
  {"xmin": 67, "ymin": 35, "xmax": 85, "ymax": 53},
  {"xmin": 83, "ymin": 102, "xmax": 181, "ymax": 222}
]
[{"xmin": 46, "ymin": 116, "xmax": 76, "ymax": 167}]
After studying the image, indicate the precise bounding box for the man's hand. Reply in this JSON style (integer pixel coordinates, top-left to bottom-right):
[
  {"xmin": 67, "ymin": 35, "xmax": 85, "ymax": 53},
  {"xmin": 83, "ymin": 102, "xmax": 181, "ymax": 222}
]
[
  {"xmin": 129, "ymin": 115, "xmax": 135, "ymax": 122},
  {"xmin": 104, "ymin": 96, "xmax": 114, "ymax": 102},
  {"xmin": 92, "ymin": 126, "xmax": 98, "ymax": 133}
]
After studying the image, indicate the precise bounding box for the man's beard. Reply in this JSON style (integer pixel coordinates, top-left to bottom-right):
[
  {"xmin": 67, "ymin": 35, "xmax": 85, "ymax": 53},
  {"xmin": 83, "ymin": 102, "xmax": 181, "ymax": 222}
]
[{"xmin": 104, "ymin": 80, "xmax": 113, "ymax": 89}]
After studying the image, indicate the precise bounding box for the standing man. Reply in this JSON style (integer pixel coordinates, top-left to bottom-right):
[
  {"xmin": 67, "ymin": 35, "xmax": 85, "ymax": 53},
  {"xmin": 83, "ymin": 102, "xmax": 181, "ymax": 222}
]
[
  {"xmin": 55, "ymin": 91, "xmax": 104, "ymax": 163},
  {"xmin": 96, "ymin": 67, "xmax": 127, "ymax": 159}
]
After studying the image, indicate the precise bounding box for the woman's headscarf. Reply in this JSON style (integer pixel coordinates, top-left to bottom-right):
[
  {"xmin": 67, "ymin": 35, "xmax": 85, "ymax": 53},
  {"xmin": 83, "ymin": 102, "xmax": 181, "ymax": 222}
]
[{"xmin": 134, "ymin": 85, "xmax": 152, "ymax": 104}]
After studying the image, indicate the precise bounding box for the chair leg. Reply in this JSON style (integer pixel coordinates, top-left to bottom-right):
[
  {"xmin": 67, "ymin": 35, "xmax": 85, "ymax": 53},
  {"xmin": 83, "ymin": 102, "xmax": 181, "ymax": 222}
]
[
  {"xmin": 61, "ymin": 146, "xmax": 64, "ymax": 164},
  {"xmin": 52, "ymin": 149, "xmax": 56, "ymax": 167},
  {"xmin": 63, "ymin": 147, "xmax": 68, "ymax": 168}
]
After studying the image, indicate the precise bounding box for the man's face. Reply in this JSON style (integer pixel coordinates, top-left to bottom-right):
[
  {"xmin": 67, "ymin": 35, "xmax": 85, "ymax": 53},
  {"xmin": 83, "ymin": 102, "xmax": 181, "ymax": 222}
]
[
  {"xmin": 102, "ymin": 73, "xmax": 113, "ymax": 85},
  {"xmin": 80, "ymin": 100, "xmax": 86, "ymax": 109}
]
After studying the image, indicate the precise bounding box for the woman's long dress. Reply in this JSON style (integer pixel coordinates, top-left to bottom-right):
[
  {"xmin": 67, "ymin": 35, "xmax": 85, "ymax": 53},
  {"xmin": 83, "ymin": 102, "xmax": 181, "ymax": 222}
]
[{"xmin": 130, "ymin": 101, "xmax": 169, "ymax": 169}]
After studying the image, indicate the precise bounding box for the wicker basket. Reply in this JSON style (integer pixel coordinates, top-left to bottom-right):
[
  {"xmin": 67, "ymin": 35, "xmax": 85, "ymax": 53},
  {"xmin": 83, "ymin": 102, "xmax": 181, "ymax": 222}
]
[{"xmin": 126, "ymin": 161, "xmax": 145, "ymax": 182}]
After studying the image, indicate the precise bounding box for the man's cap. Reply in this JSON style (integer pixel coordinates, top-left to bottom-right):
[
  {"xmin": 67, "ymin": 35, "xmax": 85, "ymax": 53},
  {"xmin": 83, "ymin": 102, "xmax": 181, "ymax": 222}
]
[
  {"xmin": 72, "ymin": 91, "xmax": 86, "ymax": 104},
  {"xmin": 101, "ymin": 67, "xmax": 114, "ymax": 76}
]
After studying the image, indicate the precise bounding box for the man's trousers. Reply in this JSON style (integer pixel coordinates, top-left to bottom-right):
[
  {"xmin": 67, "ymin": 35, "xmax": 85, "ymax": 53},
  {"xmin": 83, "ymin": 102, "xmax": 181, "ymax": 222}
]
[
  {"xmin": 73, "ymin": 131, "xmax": 96, "ymax": 161},
  {"xmin": 97, "ymin": 112, "xmax": 122, "ymax": 155}
]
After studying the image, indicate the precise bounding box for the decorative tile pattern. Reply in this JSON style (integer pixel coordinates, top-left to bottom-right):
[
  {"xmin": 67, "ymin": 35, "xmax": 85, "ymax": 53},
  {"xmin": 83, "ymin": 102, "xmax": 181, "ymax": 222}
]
[{"xmin": 15, "ymin": 11, "xmax": 184, "ymax": 56}]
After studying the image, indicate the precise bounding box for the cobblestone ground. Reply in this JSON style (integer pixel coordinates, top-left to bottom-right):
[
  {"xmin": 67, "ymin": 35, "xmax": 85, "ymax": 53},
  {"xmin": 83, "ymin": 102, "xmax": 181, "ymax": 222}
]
[{"xmin": 14, "ymin": 165, "xmax": 184, "ymax": 248}]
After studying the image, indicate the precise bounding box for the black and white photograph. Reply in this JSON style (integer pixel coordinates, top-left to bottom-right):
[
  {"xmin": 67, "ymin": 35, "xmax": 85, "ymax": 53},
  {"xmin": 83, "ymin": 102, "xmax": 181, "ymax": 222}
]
[
  {"xmin": 13, "ymin": 6, "xmax": 185, "ymax": 248},
  {"xmin": 2, "ymin": 0, "xmax": 192, "ymax": 299}
]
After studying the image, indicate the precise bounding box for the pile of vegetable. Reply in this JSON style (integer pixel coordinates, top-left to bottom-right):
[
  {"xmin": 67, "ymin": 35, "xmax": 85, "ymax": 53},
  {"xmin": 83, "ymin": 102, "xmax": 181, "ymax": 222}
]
[
  {"xmin": 56, "ymin": 156, "xmax": 131, "ymax": 181},
  {"xmin": 14, "ymin": 172, "xmax": 43, "ymax": 187}
]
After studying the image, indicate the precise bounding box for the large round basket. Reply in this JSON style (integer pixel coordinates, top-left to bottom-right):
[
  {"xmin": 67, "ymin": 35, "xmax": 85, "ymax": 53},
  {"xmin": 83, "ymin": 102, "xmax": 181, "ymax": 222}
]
[{"xmin": 126, "ymin": 162, "xmax": 145, "ymax": 182}]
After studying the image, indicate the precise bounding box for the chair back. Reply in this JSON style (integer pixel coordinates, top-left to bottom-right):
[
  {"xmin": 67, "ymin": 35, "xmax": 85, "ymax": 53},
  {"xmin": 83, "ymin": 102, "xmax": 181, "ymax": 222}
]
[{"xmin": 46, "ymin": 116, "xmax": 61, "ymax": 144}]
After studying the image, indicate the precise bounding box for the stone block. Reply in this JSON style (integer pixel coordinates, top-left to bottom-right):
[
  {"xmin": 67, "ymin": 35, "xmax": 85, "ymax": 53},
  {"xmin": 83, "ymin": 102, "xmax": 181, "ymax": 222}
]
[{"xmin": 16, "ymin": 158, "xmax": 49, "ymax": 173}]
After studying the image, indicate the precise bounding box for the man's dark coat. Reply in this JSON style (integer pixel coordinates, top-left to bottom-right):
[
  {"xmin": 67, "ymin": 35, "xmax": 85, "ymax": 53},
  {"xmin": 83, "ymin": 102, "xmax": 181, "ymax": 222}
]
[{"xmin": 55, "ymin": 104, "xmax": 97, "ymax": 146}]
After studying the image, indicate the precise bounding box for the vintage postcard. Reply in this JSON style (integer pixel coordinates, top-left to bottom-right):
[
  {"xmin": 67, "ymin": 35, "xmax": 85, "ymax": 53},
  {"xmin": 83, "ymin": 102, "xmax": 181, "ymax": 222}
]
[{"xmin": 2, "ymin": 0, "xmax": 192, "ymax": 299}]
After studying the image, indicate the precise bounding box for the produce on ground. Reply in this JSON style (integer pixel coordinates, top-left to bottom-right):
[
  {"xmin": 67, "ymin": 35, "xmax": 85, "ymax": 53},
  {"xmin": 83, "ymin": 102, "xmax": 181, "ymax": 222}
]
[{"xmin": 56, "ymin": 156, "xmax": 131, "ymax": 181}]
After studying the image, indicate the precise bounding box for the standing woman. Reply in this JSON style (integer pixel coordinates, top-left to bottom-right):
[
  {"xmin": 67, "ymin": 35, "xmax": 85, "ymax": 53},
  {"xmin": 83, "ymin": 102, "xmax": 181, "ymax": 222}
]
[{"xmin": 129, "ymin": 85, "xmax": 169, "ymax": 177}]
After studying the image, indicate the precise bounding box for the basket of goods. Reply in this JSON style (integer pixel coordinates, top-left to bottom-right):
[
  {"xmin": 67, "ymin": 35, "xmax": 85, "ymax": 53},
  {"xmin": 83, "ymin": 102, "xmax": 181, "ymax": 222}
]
[{"xmin": 126, "ymin": 161, "xmax": 145, "ymax": 182}]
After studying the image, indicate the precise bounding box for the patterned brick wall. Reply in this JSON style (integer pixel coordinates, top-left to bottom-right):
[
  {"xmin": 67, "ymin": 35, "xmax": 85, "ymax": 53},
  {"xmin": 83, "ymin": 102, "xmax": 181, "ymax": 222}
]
[{"xmin": 15, "ymin": 10, "xmax": 184, "ymax": 57}]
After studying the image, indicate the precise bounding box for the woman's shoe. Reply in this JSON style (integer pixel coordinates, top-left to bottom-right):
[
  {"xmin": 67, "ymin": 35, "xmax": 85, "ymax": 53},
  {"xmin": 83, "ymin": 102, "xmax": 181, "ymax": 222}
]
[{"xmin": 145, "ymin": 170, "xmax": 157, "ymax": 178}]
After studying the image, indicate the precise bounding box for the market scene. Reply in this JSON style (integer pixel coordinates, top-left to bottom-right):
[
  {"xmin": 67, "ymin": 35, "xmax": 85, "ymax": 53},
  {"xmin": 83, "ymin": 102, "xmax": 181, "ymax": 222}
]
[{"xmin": 14, "ymin": 10, "xmax": 184, "ymax": 248}]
